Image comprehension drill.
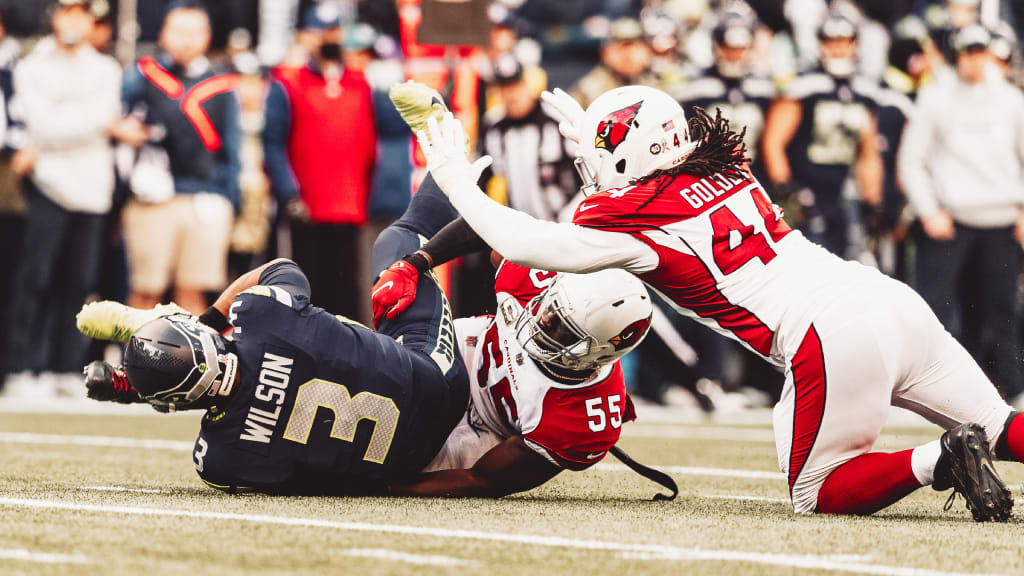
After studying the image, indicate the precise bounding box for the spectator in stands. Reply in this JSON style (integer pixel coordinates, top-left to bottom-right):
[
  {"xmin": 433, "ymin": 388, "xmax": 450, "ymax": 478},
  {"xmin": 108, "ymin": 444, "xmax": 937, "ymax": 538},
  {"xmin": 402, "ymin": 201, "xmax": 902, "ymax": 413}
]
[
  {"xmin": 990, "ymin": 20, "xmax": 1018, "ymax": 79},
  {"xmin": 120, "ymin": 1, "xmax": 241, "ymax": 315},
  {"xmin": 3, "ymin": 0, "xmax": 123, "ymax": 396},
  {"xmin": 571, "ymin": 17, "xmax": 657, "ymax": 110},
  {"xmin": 479, "ymin": 53, "xmax": 578, "ymax": 222},
  {"xmin": 0, "ymin": 7, "xmax": 21, "ymax": 384},
  {"xmin": 263, "ymin": 4, "xmax": 376, "ymax": 319},
  {"xmin": 897, "ymin": 24, "xmax": 1024, "ymax": 404},
  {"xmin": 762, "ymin": 11, "xmax": 883, "ymax": 258}
]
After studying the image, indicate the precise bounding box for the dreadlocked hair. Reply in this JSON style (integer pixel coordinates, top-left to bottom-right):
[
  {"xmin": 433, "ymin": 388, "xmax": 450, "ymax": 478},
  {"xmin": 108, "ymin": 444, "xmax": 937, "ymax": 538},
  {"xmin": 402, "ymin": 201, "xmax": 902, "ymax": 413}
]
[
  {"xmin": 633, "ymin": 107, "xmax": 751, "ymax": 211},
  {"xmin": 635, "ymin": 107, "xmax": 750, "ymax": 184}
]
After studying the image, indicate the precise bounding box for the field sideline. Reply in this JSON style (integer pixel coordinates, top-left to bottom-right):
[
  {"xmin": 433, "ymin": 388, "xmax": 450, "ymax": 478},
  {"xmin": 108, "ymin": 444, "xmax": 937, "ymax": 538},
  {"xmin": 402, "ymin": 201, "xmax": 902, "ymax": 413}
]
[{"xmin": 2, "ymin": 401, "xmax": 1023, "ymax": 576}]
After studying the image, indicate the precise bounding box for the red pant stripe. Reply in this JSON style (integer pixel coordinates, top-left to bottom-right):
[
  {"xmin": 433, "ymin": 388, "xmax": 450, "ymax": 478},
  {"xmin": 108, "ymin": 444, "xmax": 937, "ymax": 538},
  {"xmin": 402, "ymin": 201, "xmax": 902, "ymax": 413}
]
[{"xmin": 789, "ymin": 325, "xmax": 827, "ymax": 491}]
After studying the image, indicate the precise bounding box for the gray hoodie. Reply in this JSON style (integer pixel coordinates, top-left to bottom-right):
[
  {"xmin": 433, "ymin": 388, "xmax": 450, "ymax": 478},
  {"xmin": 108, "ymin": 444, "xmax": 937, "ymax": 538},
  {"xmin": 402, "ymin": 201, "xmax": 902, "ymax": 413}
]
[
  {"xmin": 897, "ymin": 66, "xmax": 1024, "ymax": 227},
  {"xmin": 13, "ymin": 37, "xmax": 121, "ymax": 214}
]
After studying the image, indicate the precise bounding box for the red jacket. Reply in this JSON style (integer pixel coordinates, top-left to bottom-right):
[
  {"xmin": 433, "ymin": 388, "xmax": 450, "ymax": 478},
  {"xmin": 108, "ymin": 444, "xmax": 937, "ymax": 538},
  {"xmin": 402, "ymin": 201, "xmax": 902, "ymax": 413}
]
[{"xmin": 274, "ymin": 65, "xmax": 377, "ymax": 225}]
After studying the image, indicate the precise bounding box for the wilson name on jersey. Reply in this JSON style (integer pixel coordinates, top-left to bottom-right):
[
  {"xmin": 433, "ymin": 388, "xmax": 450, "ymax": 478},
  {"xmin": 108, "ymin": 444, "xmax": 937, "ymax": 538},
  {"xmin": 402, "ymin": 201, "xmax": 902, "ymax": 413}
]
[
  {"xmin": 462, "ymin": 260, "xmax": 636, "ymax": 470},
  {"xmin": 572, "ymin": 171, "xmax": 860, "ymax": 365}
]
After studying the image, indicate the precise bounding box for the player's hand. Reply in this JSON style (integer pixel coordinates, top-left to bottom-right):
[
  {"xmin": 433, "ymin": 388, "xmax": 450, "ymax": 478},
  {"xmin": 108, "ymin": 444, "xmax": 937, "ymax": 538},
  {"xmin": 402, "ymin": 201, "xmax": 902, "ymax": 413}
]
[
  {"xmin": 83, "ymin": 361, "xmax": 142, "ymax": 404},
  {"xmin": 371, "ymin": 260, "xmax": 420, "ymax": 328},
  {"xmin": 540, "ymin": 88, "xmax": 585, "ymax": 144},
  {"xmin": 285, "ymin": 198, "xmax": 311, "ymax": 223},
  {"xmin": 416, "ymin": 113, "xmax": 492, "ymax": 199},
  {"xmin": 921, "ymin": 210, "xmax": 955, "ymax": 242},
  {"xmin": 1014, "ymin": 210, "xmax": 1024, "ymax": 245}
]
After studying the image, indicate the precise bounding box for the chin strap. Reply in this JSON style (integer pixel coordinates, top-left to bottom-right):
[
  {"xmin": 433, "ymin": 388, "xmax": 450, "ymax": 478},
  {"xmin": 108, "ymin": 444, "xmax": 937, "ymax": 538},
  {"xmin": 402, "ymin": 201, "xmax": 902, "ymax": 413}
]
[{"xmin": 609, "ymin": 445, "xmax": 679, "ymax": 501}]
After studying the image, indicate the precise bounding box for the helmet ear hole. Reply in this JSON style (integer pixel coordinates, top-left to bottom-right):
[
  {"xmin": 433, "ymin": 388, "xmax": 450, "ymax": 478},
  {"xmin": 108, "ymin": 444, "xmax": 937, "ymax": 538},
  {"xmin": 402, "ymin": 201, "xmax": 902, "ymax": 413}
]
[{"xmin": 615, "ymin": 159, "xmax": 627, "ymax": 174}]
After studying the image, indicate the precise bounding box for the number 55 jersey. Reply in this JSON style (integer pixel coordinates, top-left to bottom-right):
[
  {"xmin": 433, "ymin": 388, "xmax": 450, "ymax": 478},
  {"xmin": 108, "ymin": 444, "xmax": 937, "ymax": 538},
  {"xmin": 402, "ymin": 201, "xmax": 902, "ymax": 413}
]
[
  {"xmin": 426, "ymin": 259, "xmax": 636, "ymax": 472},
  {"xmin": 572, "ymin": 170, "xmax": 873, "ymax": 367}
]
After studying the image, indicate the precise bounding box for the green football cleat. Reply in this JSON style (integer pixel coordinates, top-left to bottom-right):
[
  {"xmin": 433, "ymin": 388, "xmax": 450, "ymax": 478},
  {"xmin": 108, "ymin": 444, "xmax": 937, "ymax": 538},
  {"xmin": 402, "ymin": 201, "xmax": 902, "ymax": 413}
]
[{"xmin": 389, "ymin": 80, "xmax": 469, "ymax": 154}]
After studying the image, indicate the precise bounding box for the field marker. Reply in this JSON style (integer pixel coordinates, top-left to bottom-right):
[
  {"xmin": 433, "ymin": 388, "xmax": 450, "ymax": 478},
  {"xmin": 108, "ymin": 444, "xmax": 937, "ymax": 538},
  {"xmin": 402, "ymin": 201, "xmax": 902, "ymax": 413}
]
[
  {"xmin": 0, "ymin": 432, "xmax": 193, "ymax": 451},
  {"xmin": 0, "ymin": 432, "xmax": 787, "ymax": 481},
  {"xmin": 343, "ymin": 548, "xmax": 471, "ymax": 566},
  {"xmin": 704, "ymin": 494, "xmax": 790, "ymax": 503},
  {"xmin": 595, "ymin": 462, "xmax": 784, "ymax": 480},
  {"xmin": 79, "ymin": 486, "xmax": 171, "ymax": 494},
  {"xmin": 0, "ymin": 497, "xmax": 1002, "ymax": 576},
  {"xmin": 0, "ymin": 548, "xmax": 88, "ymax": 564}
]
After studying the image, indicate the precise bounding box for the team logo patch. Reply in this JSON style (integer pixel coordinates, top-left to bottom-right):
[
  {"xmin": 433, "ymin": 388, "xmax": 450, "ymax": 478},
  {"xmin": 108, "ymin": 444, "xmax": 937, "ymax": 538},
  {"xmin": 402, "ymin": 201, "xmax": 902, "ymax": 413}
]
[
  {"xmin": 595, "ymin": 101, "xmax": 643, "ymax": 153},
  {"xmin": 609, "ymin": 315, "xmax": 652, "ymax": 351}
]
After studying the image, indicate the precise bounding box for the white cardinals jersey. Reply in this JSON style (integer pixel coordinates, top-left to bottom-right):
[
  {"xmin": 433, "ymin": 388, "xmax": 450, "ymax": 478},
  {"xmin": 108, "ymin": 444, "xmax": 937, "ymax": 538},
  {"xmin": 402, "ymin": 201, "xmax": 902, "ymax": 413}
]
[
  {"xmin": 572, "ymin": 170, "xmax": 869, "ymax": 366},
  {"xmin": 424, "ymin": 260, "xmax": 635, "ymax": 472}
]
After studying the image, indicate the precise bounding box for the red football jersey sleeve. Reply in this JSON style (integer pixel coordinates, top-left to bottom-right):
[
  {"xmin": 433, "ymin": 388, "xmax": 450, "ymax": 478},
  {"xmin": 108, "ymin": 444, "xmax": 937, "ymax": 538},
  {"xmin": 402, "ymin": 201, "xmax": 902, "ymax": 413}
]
[
  {"xmin": 522, "ymin": 363, "xmax": 636, "ymax": 471},
  {"xmin": 493, "ymin": 259, "xmax": 559, "ymax": 306}
]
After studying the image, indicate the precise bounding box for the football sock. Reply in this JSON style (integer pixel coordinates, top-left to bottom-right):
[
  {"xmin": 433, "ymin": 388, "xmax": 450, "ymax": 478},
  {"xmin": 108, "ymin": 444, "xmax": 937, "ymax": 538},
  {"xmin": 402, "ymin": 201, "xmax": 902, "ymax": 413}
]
[
  {"xmin": 994, "ymin": 411, "xmax": 1024, "ymax": 462},
  {"xmin": 910, "ymin": 439, "xmax": 942, "ymax": 485},
  {"xmin": 816, "ymin": 450, "xmax": 922, "ymax": 515}
]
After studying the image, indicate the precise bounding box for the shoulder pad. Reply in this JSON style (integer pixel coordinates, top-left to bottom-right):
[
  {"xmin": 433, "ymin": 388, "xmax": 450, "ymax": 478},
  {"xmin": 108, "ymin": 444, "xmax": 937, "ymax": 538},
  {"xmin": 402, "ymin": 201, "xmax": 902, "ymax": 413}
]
[
  {"xmin": 240, "ymin": 285, "xmax": 296, "ymax": 309},
  {"xmin": 784, "ymin": 73, "xmax": 833, "ymax": 100},
  {"xmin": 741, "ymin": 77, "xmax": 777, "ymax": 99},
  {"xmin": 677, "ymin": 76, "xmax": 726, "ymax": 102}
]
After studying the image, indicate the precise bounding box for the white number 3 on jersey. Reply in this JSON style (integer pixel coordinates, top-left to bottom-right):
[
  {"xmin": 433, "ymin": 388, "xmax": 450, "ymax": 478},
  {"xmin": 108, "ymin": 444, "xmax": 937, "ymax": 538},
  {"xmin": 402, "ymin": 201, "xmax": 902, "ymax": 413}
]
[{"xmin": 586, "ymin": 395, "xmax": 622, "ymax": 432}]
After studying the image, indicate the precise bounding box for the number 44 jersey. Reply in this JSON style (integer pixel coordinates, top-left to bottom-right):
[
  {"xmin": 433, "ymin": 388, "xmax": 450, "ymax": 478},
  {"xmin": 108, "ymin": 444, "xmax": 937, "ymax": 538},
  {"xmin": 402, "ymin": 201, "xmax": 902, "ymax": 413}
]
[
  {"xmin": 573, "ymin": 171, "xmax": 871, "ymax": 367},
  {"xmin": 428, "ymin": 260, "xmax": 637, "ymax": 472}
]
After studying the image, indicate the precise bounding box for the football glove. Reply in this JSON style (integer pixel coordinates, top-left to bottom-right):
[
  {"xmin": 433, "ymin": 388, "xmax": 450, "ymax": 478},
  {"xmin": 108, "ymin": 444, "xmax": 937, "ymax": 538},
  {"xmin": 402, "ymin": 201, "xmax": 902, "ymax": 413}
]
[
  {"xmin": 76, "ymin": 300, "xmax": 189, "ymax": 342},
  {"xmin": 372, "ymin": 259, "xmax": 420, "ymax": 328},
  {"xmin": 416, "ymin": 113, "xmax": 492, "ymax": 199},
  {"xmin": 540, "ymin": 88, "xmax": 585, "ymax": 145},
  {"xmin": 82, "ymin": 361, "xmax": 143, "ymax": 404}
]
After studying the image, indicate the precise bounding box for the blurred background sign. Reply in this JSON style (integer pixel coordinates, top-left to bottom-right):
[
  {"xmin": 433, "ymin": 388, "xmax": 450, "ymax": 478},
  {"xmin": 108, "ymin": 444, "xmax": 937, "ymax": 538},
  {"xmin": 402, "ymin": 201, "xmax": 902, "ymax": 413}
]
[{"xmin": 417, "ymin": 0, "xmax": 489, "ymax": 47}]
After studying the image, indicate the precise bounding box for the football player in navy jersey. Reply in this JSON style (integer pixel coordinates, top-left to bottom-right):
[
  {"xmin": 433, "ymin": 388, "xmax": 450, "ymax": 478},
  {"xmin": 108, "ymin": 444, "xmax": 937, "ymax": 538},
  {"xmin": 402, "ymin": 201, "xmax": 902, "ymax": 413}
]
[
  {"xmin": 677, "ymin": 12, "xmax": 775, "ymax": 185},
  {"xmin": 76, "ymin": 173, "xmax": 474, "ymax": 495},
  {"xmin": 762, "ymin": 11, "xmax": 883, "ymax": 258}
]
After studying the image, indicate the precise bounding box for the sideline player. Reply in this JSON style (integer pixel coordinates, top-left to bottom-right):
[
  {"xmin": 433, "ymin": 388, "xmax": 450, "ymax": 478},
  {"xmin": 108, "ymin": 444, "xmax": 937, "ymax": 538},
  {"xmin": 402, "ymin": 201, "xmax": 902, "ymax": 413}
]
[
  {"xmin": 77, "ymin": 177, "xmax": 663, "ymax": 498},
  {"xmin": 387, "ymin": 80, "xmax": 1024, "ymax": 521}
]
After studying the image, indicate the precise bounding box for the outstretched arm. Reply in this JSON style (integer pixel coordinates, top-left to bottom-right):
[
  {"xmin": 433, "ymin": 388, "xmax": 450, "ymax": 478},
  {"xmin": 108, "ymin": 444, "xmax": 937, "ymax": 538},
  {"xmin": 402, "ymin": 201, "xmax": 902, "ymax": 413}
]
[
  {"xmin": 419, "ymin": 114, "xmax": 656, "ymax": 274},
  {"xmin": 389, "ymin": 435, "xmax": 561, "ymax": 498}
]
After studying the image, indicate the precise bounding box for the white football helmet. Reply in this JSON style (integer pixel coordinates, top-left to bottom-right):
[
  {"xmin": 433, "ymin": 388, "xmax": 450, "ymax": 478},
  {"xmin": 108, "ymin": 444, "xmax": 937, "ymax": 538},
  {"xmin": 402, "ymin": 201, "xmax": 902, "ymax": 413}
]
[
  {"xmin": 515, "ymin": 269, "xmax": 653, "ymax": 374},
  {"xmin": 575, "ymin": 85, "xmax": 696, "ymax": 195}
]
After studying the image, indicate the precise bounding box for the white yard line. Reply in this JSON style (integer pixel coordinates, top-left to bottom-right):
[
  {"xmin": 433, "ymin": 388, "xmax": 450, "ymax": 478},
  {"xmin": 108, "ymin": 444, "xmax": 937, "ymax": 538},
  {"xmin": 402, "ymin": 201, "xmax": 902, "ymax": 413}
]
[
  {"xmin": 704, "ymin": 494, "xmax": 791, "ymax": 503},
  {"xmin": 595, "ymin": 462, "xmax": 784, "ymax": 480},
  {"xmin": 0, "ymin": 497, "xmax": 1000, "ymax": 576},
  {"xmin": 342, "ymin": 548, "xmax": 472, "ymax": 566},
  {"xmin": 1, "ymin": 432, "xmax": 786, "ymax": 480},
  {"xmin": 0, "ymin": 432, "xmax": 193, "ymax": 451},
  {"xmin": 0, "ymin": 548, "xmax": 88, "ymax": 564},
  {"xmin": 79, "ymin": 486, "xmax": 171, "ymax": 494}
]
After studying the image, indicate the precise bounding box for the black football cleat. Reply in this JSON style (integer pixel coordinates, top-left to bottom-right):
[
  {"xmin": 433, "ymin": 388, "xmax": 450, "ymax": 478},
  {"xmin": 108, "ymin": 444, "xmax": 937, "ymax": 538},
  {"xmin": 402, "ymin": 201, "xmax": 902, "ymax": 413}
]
[{"xmin": 933, "ymin": 423, "xmax": 1013, "ymax": 522}]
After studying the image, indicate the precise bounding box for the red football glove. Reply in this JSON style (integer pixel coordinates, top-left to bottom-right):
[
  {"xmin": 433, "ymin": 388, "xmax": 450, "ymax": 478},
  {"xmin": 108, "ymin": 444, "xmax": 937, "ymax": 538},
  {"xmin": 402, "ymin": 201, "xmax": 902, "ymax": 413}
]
[{"xmin": 372, "ymin": 259, "xmax": 420, "ymax": 328}]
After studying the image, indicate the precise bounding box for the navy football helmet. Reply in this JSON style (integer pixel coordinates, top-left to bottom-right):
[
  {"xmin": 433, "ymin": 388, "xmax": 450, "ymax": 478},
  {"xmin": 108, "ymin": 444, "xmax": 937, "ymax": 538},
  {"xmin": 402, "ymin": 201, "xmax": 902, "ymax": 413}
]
[{"xmin": 124, "ymin": 315, "xmax": 238, "ymax": 412}]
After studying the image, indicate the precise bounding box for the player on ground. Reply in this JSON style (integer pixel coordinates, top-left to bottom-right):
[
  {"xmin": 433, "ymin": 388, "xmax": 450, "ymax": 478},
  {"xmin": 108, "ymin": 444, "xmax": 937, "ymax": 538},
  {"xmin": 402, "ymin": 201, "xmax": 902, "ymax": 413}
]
[
  {"xmin": 77, "ymin": 174, "xmax": 664, "ymax": 498},
  {"xmin": 385, "ymin": 80, "xmax": 1024, "ymax": 521}
]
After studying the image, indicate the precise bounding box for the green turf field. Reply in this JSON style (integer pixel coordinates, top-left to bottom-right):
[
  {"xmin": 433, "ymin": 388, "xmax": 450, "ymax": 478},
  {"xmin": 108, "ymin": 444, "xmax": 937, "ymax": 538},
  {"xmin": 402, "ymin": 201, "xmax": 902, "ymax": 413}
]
[{"xmin": 1, "ymin": 404, "xmax": 1022, "ymax": 576}]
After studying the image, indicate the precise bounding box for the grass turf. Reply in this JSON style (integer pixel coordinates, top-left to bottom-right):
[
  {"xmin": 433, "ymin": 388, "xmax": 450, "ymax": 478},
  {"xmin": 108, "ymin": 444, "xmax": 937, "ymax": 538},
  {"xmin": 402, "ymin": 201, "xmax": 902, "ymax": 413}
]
[{"xmin": 1, "ymin": 410, "xmax": 1022, "ymax": 576}]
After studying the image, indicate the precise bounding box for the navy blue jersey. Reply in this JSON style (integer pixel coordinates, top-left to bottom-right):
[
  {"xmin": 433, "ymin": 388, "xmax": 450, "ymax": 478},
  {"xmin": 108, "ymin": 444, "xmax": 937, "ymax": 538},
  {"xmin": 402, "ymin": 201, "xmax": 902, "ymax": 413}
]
[
  {"xmin": 676, "ymin": 68, "xmax": 775, "ymax": 173},
  {"xmin": 875, "ymin": 81, "xmax": 915, "ymax": 227},
  {"xmin": 784, "ymin": 71, "xmax": 878, "ymax": 200},
  {"xmin": 192, "ymin": 261, "xmax": 469, "ymax": 495}
]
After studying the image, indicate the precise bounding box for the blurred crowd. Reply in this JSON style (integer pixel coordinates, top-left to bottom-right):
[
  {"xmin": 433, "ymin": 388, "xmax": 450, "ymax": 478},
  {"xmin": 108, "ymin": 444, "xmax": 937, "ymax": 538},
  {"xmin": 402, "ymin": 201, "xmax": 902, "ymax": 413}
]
[{"xmin": 1, "ymin": 0, "xmax": 1023, "ymax": 414}]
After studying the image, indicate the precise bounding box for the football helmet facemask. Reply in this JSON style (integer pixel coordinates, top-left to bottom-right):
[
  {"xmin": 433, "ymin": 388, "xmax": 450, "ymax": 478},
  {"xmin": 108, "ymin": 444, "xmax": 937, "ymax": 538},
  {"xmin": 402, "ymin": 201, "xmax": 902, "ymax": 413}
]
[
  {"xmin": 124, "ymin": 315, "xmax": 238, "ymax": 412},
  {"xmin": 515, "ymin": 269, "xmax": 652, "ymax": 374}
]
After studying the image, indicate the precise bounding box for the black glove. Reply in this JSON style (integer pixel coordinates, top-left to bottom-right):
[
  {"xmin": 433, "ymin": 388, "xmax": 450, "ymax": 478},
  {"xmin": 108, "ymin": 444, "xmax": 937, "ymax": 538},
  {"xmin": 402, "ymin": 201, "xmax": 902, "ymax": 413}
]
[
  {"xmin": 773, "ymin": 181, "xmax": 815, "ymax": 229},
  {"xmin": 83, "ymin": 361, "xmax": 143, "ymax": 404},
  {"xmin": 862, "ymin": 202, "xmax": 888, "ymax": 238}
]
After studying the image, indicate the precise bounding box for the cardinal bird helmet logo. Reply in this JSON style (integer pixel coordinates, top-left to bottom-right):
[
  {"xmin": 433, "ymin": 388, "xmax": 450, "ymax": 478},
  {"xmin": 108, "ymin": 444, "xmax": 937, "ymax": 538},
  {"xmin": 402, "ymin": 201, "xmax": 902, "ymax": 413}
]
[
  {"xmin": 609, "ymin": 315, "xmax": 652, "ymax": 351},
  {"xmin": 594, "ymin": 100, "xmax": 644, "ymax": 153}
]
